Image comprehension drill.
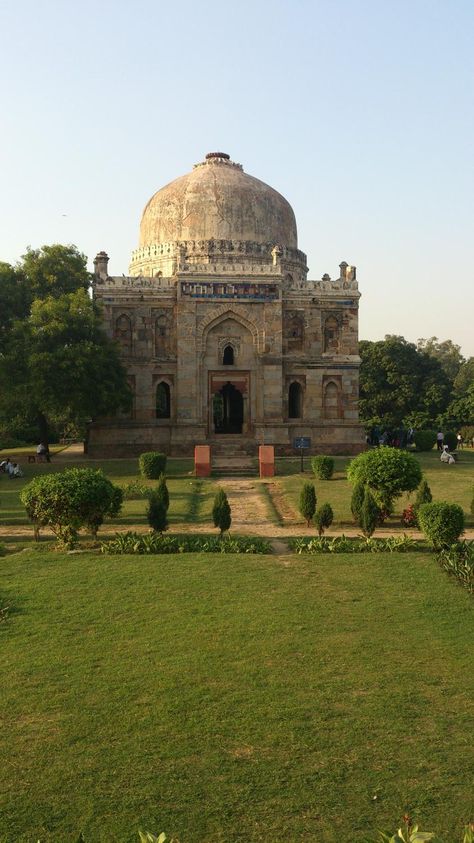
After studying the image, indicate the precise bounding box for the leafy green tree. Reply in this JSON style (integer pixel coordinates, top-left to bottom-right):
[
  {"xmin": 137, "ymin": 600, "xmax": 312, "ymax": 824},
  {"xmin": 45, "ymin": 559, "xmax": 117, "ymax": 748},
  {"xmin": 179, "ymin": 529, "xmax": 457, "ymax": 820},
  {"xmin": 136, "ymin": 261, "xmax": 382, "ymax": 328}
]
[
  {"xmin": 359, "ymin": 488, "xmax": 380, "ymax": 537},
  {"xmin": 0, "ymin": 262, "xmax": 30, "ymax": 349},
  {"xmin": 20, "ymin": 244, "xmax": 90, "ymax": 299},
  {"xmin": 314, "ymin": 503, "xmax": 333, "ymax": 536},
  {"xmin": 212, "ymin": 489, "xmax": 231, "ymax": 535},
  {"xmin": 299, "ymin": 482, "xmax": 316, "ymax": 527},
  {"xmin": 359, "ymin": 336, "xmax": 451, "ymax": 430},
  {"xmin": 448, "ymin": 358, "xmax": 474, "ymax": 425},
  {"xmin": 0, "ymin": 287, "xmax": 130, "ymax": 444},
  {"xmin": 417, "ymin": 336, "xmax": 465, "ymax": 381},
  {"xmin": 347, "ymin": 447, "xmax": 422, "ymax": 513},
  {"xmin": 147, "ymin": 492, "xmax": 168, "ymax": 534}
]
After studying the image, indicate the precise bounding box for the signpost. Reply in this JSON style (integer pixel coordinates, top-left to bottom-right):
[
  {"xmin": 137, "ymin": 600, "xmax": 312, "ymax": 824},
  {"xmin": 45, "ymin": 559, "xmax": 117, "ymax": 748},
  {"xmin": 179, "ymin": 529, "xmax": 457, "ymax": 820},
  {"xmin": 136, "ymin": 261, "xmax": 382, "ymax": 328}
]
[{"xmin": 293, "ymin": 437, "xmax": 311, "ymax": 473}]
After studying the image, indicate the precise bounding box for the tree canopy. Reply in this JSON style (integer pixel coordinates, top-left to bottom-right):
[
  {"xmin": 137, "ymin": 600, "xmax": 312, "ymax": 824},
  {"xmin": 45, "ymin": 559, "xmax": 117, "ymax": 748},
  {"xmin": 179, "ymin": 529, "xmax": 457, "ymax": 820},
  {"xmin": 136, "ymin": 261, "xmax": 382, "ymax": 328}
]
[
  {"xmin": 0, "ymin": 244, "xmax": 130, "ymax": 443},
  {"xmin": 359, "ymin": 336, "xmax": 452, "ymax": 430}
]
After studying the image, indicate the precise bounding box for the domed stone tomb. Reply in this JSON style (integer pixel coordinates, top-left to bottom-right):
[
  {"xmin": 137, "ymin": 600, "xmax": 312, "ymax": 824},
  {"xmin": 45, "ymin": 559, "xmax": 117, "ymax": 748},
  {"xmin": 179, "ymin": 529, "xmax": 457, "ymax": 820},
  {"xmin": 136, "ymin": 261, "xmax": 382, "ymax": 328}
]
[{"xmin": 89, "ymin": 152, "xmax": 363, "ymax": 456}]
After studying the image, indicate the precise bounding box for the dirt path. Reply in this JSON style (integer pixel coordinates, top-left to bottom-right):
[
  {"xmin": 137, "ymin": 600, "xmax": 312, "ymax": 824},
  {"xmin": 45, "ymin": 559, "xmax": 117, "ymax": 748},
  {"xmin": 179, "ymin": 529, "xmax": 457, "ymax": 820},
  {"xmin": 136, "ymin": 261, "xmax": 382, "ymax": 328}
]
[{"xmin": 3, "ymin": 467, "xmax": 473, "ymax": 543}]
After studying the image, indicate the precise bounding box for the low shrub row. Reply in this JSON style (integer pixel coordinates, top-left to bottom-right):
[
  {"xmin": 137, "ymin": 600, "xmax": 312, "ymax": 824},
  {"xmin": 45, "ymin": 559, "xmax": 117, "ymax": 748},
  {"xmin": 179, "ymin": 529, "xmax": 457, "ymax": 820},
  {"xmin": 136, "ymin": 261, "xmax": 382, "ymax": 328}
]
[
  {"xmin": 289, "ymin": 534, "xmax": 419, "ymax": 554},
  {"xmin": 100, "ymin": 531, "xmax": 271, "ymax": 555}
]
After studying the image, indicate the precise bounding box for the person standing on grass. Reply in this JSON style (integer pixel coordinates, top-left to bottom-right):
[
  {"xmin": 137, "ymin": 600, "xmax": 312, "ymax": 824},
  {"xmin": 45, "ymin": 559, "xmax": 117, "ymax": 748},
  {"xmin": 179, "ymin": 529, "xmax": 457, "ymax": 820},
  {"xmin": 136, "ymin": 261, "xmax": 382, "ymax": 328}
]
[
  {"xmin": 436, "ymin": 430, "xmax": 444, "ymax": 451},
  {"xmin": 457, "ymin": 432, "xmax": 463, "ymax": 449}
]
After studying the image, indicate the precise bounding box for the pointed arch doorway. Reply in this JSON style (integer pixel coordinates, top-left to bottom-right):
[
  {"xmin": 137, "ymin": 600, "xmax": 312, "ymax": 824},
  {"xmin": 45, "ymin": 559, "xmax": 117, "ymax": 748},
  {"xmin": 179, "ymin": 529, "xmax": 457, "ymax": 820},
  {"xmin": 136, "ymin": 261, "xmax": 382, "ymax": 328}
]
[
  {"xmin": 209, "ymin": 373, "xmax": 250, "ymax": 435},
  {"xmin": 213, "ymin": 382, "xmax": 243, "ymax": 434}
]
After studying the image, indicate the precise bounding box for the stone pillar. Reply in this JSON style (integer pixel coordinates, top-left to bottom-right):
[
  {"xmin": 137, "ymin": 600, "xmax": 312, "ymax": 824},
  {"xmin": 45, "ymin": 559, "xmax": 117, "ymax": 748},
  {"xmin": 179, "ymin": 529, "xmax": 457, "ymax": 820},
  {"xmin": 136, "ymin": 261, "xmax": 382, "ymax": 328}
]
[
  {"xmin": 195, "ymin": 445, "xmax": 211, "ymax": 477},
  {"xmin": 259, "ymin": 445, "xmax": 275, "ymax": 477}
]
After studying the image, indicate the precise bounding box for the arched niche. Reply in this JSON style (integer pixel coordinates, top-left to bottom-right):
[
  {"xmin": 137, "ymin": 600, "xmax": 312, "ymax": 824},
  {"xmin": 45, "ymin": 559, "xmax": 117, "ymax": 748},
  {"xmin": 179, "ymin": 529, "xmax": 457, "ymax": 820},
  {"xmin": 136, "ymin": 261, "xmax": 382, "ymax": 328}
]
[
  {"xmin": 323, "ymin": 380, "xmax": 341, "ymax": 419},
  {"xmin": 156, "ymin": 381, "xmax": 171, "ymax": 419},
  {"xmin": 323, "ymin": 315, "xmax": 341, "ymax": 353},
  {"xmin": 288, "ymin": 381, "xmax": 303, "ymax": 419},
  {"xmin": 223, "ymin": 345, "xmax": 234, "ymax": 365},
  {"xmin": 114, "ymin": 313, "xmax": 132, "ymax": 354}
]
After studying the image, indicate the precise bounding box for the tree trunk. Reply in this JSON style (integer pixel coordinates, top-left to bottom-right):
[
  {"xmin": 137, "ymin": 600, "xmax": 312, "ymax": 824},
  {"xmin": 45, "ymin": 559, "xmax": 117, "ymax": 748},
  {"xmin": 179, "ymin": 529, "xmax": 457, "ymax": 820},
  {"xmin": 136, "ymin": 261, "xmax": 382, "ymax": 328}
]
[{"xmin": 36, "ymin": 411, "xmax": 49, "ymax": 448}]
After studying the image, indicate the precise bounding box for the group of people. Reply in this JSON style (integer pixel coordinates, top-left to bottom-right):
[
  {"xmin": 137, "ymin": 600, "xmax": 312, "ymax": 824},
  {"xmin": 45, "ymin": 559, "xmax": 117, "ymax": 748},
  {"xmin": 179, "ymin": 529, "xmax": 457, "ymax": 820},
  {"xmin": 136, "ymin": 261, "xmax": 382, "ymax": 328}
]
[
  {"xmin": 367, "ymin": 427, "xmax": 414, "ymax": 448},
  {"xmin": 0, "ymin": 457, "xmax": 23, "ymax": 479}
]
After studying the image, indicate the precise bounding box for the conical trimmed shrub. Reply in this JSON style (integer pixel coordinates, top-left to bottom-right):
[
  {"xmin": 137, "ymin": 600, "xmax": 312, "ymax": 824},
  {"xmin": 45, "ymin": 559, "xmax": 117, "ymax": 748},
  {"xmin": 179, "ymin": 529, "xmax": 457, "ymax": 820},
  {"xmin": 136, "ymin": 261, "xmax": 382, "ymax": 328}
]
[
  {"xmin": 314, "ymin": 502, "xmax": 334, "ymax": 536},
  {"xmin": 147, "ymin": 491, "xmax": 168, "ymax": 534},
  {"xmin": 212, "ymin": 489, "xmax": 231, "ymax": 535},
  {"xmin": 299, "ymin": 482, "xmax": 316, "ymax": 527},
  {"xmin": 155, "ymin": 473, "xmax": 170, "ymax": 512},
  {"xmin": 359, "ymin": 488, "xmax": 380, "ymax": 538}
]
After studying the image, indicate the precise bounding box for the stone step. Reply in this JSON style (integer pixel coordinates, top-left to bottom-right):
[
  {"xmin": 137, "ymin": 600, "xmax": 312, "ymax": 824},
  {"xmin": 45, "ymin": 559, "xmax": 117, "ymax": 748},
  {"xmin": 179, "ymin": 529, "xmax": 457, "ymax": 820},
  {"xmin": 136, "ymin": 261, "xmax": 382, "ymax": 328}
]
[{"xmin": 211, "ymin": 455, "xmax": 257, "ymax": 476}]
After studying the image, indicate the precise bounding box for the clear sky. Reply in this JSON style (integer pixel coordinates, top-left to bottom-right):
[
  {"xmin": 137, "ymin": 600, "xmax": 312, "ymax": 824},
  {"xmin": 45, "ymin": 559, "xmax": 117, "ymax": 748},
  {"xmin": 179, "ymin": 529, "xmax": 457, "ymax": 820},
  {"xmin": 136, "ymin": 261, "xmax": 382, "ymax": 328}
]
[{"xmin": 1, "ymin": 0, "xmax": 473, "ymax": 355}]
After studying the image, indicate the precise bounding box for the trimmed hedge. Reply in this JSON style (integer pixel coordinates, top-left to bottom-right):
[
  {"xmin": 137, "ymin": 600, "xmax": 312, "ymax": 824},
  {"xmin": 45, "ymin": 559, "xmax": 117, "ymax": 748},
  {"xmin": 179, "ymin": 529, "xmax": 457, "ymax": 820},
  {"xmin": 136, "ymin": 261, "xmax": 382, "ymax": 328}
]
[
  {"xmin": 418, "ymin": 501, "xmax": 465, "ymax": 549},
  {"xmin": 444, "ymin": 431, "xmax": 458, "ymax": 451},
  {"xmin": 414, "ymin": 430, "xmax": 436, "ymax": 452},
  {"xmin": 139, "ymin": 452, "xmax": 167, "ymax": 479},
  {"xmin": 311, "ymin": 455, "xmax": 335, "ymax": 480}
]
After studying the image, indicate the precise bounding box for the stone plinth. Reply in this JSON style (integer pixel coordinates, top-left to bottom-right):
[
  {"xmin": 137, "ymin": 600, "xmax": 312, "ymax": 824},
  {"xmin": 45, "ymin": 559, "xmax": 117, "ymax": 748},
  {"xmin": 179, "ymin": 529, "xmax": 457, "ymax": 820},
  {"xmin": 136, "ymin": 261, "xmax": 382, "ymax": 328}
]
[
  {"xmin": 259, "ymin": 445, "xmax": 275, "ymax": 477},
  {"xmin": 195, "ymin": 444, "xmax": 211, "ymax": 477}
]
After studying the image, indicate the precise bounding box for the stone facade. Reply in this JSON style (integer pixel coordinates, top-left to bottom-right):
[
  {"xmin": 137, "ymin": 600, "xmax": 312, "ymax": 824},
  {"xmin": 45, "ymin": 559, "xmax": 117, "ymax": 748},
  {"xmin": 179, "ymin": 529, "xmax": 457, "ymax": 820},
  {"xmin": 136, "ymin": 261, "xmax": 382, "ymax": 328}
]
[{"xmin": 88, "ymin": 153, "xmax": 364, "ymax": 456}]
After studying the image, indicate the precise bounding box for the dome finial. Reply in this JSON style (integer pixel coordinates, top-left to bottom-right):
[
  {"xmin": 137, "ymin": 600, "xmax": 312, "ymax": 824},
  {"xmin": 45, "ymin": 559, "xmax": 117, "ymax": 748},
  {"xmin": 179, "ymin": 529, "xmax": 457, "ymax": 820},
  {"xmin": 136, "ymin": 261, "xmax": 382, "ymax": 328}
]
[{"xmin": 206, "ymin": 152, "xmax": 230, "ymax": 160}]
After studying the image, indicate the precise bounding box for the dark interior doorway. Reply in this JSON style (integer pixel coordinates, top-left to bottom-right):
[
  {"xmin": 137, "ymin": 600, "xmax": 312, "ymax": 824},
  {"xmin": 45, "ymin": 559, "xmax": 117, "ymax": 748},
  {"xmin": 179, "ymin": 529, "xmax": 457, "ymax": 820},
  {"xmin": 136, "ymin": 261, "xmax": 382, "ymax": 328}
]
[{"xmin": 213, "ymin": 382, "xmax": 243, "ymax": 433}]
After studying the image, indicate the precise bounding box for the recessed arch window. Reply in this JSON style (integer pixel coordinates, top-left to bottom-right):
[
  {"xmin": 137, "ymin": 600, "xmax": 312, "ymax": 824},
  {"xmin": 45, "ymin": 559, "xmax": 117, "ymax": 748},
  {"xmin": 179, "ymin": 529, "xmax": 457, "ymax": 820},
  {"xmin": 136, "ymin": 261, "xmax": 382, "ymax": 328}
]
[
  {"xmin": 324, "ymin": 381, "xmax": 340, "ymax": 419},
  {"xmin": 288, "ymin": 381, "xmax": 303, "ymax": 419},
  {"xmin": 324, "ymin": 316, "xmax": 340, "ymax": 352},
  {"xmin": 223, "ymin": 345, "xmax": 234, "ymax": 365},
  {"xmin": 156, "ymin": 381, "xmax": 171, "ymax": 419},
  {"xmin": 114, "ymin": 314, "xmax": 132, "ymax": 353}
]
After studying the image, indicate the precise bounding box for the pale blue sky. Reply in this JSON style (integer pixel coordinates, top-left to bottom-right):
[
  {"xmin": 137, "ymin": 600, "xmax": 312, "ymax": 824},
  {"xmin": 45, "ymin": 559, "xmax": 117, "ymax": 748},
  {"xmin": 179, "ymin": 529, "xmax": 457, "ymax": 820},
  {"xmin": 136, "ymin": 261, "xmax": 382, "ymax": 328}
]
[{"xmin": 1, "ymin": 0, "xmax": 473, "ymax": 355}]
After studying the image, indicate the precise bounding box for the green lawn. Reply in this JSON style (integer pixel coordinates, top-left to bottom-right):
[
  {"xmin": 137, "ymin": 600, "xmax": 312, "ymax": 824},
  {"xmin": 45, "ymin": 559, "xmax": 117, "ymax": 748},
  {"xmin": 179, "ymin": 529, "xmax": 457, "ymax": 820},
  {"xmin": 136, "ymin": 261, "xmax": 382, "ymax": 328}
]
[
  {"xmin": 1, "ymin": 548, "xmax": 473, "ymax": 841},
  {"xmin": 0, "ymin": 458, "xmax": 217, "ymax": 534},
  {"xmin": 276, "ymin": 450, "xmax": 474, "ymax": 529}
]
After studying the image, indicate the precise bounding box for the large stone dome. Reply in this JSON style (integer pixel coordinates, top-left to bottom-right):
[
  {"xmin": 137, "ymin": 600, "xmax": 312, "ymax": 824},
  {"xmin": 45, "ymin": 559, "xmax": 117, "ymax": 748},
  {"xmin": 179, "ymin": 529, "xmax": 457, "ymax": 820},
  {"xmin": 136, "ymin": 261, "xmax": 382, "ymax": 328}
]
[{"xmin": 139, "ymin": 152, "xmax": 298, "ymax": 250}]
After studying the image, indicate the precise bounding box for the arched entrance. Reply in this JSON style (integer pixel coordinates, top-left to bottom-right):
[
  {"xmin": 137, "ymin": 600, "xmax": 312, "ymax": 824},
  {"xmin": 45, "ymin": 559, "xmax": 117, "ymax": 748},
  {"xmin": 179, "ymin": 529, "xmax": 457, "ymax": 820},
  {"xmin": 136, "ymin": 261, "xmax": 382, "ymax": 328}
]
[{"xmin": 213, "ymin": 382, "xmax": 243, "ymax": 434}]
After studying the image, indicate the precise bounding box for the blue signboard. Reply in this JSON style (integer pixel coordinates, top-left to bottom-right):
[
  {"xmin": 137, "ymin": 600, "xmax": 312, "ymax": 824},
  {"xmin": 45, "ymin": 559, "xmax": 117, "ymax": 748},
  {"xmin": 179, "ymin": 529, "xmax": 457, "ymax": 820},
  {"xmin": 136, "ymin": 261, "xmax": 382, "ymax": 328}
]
[{"xmin": 293, "ymin": 437, "xmax": 311, "ymax": 449}]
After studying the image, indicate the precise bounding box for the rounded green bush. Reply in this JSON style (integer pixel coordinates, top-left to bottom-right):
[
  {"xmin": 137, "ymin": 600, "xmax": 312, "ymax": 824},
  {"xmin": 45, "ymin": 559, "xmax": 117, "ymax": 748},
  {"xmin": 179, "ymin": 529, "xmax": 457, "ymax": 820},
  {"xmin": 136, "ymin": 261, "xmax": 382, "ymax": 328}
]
[
  {"xmin": 139, "ymin": 451, "xmax": 167, "ymax": 479},
  {"xmin": 311, "ymin": 455, "xmax": 335, "ymax": 480},
  {"xmin": 418, "ymin": 501, "xmax": 465, "ymax": 549},
  {"xmin": 347, "ymin": 446, "xmax": 422, "ymax": 511},
  {"xmin": 20, "ymin": 468, "xmax": 123, "ymax": 546},
  {"xmin": 414, "ymin": 430, "xmax": 436, "ymax": 452}
]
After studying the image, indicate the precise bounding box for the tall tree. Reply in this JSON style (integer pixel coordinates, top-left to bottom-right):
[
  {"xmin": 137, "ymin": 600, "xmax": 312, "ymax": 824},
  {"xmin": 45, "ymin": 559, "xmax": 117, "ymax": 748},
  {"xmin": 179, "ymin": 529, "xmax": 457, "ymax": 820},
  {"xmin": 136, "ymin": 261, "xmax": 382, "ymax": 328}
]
[
  {"xmin": 20, "ymin": 244, "xmax": 90, "ymax": 299},
  {"xmin": 359, "ymin": 336, "xmax": 451, "ymax": 430},
  {"xmin": 0, "ymin": 246, "xmax": 131, "ymax": 444},
  {"xmin": 0, "ymin": 262, "xmax": 30, "ymax": 349},
  {"xmin": 417, "ymin": 337, "xmax": 465, "ymax": 382}
]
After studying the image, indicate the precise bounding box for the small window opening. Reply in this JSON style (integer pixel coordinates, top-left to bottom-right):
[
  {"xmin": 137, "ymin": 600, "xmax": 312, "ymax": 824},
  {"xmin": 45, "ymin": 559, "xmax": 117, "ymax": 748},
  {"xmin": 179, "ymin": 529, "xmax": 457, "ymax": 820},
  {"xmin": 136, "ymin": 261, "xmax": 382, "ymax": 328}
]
[
  {"xmin": 288, "ymin": 382, "xmax": 302, "ymax": 419},
  {"xmin": 156, "ymin": 382, "xmax": 171, "ymax": 419},
  {"xmin": 223, "ymin": 345, "xmax": 234, "ymax": 365}
]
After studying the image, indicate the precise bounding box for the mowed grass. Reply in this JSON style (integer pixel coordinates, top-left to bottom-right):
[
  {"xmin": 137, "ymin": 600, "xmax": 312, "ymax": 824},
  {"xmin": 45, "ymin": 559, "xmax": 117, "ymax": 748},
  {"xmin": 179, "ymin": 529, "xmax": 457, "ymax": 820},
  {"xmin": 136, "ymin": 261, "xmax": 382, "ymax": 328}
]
[
  {"xmin": 276, "ymin": 450, "xmax": 474, "ymax": 529},
  {"xmin": 1, "ymin": 548, "xmax": 473, "ymax": 842},
  {"xmin": 0, "ymin": 458, "xmax": 218, "ymax": 534}
]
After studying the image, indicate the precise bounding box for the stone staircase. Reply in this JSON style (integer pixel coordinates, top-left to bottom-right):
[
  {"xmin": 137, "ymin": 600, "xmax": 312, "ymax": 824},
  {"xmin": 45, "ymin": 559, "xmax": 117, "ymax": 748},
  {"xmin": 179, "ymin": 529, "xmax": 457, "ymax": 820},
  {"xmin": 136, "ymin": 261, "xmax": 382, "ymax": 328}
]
[{"xmin": 210, "ymin": 438, "xmax": 258, "ymax": 475}]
